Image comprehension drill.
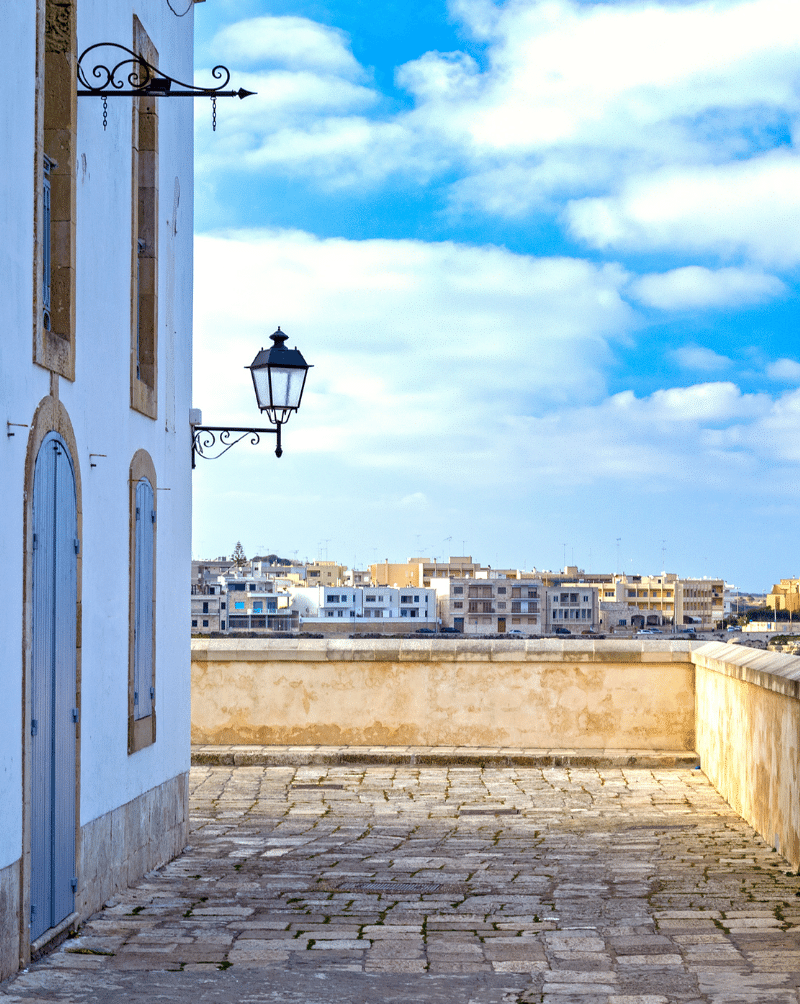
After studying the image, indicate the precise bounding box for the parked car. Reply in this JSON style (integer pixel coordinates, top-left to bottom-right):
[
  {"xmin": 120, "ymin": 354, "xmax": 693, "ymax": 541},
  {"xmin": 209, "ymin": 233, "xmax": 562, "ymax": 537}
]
[
  {"xmin": 506, "ymin": 629, "xmax": 525, "ymax": 636},
  {"xmin": 554, "ymin": 627, "xmax": 571, "ymax": 635}
]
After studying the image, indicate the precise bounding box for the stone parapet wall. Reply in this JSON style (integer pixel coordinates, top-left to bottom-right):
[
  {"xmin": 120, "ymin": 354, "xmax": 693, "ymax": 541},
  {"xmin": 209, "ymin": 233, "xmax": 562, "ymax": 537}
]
[
  {"xmin": 191, "ymin": 638, "xmax": 696, "ymax": 751},
  {"xmin": 694, "ymin": 642, "xmax": 800, "ymax": 870}
]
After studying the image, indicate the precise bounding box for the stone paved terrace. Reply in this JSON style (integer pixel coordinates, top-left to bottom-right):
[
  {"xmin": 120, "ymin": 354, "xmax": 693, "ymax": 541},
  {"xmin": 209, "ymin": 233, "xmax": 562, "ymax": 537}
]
[{"xmin": 4, "ymin": 759, "xmax": 800, "ymax": 1004}]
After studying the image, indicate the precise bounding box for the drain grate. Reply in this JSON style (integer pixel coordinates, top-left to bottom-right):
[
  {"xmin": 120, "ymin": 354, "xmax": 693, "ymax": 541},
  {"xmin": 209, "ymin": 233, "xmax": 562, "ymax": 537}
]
[
  {"xmin": 291, "ymin": 784, "xmax": 345, "ymax": 790},
  {"xmin": 623, "ymin": 824, "xmax": 692, "ymax": 831},
  {"xmin": 348, "ymin": 882, "xmax": 442, "ymax": 895},
  {"xmin": 459, "ymin": 808, "xmax": 520, "ymax": 816}
]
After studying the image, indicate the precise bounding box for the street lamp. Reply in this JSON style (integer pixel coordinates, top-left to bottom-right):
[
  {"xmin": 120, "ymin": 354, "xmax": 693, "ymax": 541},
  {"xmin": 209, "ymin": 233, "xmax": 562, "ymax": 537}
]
[
  {"xmin": 191, "ymin": 327, "xmax": 312, "ymax": 467},
  {"xmin": 248, "ymin": 328, "xmax": 311, "ymax": 433}
]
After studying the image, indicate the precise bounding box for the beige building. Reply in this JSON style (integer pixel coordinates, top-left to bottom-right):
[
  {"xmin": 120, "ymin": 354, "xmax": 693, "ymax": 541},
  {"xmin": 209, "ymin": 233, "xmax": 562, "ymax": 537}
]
[
  {"xmin": 434, "ymin": 576, "xmax": 544, "ymax": 635},
  {"xmin": 371, "ymin": 556, "xmax": 545, "ymax": 589},
  {"xmin": 676, "ymin": 578, "xmax": 724, "ymax": 630},
  {"xmin": 597, "ymin": 574, "xmax": 724, "ymax": 631},
  {"xmin": 371, "ymin": 556, "xmax": 481, "ymax": 588},
  {"xmin": 288, "ymin": 561, "xmax": 347, "ymax": 587},
  {"xmin": 768, "ymin": 579, "xmax": 800, "ymax": 615},
  {"xmin": 544, "ymin": 586, "xmax": 599, "ymax": 633},
  {"xmin": 602, "ymin": 574, "xmax": 678, "ymax": 627}
]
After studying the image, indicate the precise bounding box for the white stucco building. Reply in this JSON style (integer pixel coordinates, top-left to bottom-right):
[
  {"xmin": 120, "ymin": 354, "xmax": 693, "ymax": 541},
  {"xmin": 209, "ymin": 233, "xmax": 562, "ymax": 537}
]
[
  {"xmin": 0, "ymin": 0, "xmax": 195, "ymax": 977},
  {"xmin": 290, "ymin": 585, "xmax": 436, "ymax": 627}
]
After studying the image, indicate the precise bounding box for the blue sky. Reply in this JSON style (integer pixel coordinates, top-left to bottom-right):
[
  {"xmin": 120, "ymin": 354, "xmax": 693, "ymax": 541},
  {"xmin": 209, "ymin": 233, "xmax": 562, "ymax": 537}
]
[{"xmin": 191, "ymin": 0, "xmax": 800, "ymax": 590}]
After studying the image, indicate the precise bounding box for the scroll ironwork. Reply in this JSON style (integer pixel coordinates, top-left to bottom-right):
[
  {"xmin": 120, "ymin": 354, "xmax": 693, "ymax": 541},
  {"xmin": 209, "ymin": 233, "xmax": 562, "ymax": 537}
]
[
  {"xmin": 77, "ymin": 43, "xmax": 254, "ymax": 130},
  {"xmin": 191, "ymin": 425, "xmax": 282, "ymax": 468}
]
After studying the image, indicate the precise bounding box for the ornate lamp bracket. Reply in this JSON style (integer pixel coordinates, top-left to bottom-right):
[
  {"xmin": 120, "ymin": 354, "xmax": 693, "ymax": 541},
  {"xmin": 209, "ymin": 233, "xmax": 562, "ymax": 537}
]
[
  {"xmin": 77, "ymin": 42, "xmax": 255, "ymax": 130},
  {"xmin": 191, "ymin": 425, "xmax": 284, "ymax": 468}
]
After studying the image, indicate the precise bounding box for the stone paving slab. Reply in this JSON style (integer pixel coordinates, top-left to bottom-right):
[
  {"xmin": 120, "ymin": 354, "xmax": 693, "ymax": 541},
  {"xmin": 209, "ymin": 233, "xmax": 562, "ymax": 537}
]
[
  {"xmin": 192, "ymin": 744, "xmax": 702, "ymax": 769},
  {"xmin": 3, "ymin": 762, "xmax": 800, "ymax": 1003}
]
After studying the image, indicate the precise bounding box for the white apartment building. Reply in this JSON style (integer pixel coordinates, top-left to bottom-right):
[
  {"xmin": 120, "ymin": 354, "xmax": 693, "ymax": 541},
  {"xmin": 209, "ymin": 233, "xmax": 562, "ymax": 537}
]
[
  {"xmin": 191, "ymin": 568, "xmax": 297, "ymax": 634},
  {"xmin": 345, "ymin": 568, "xmax": 372, "ymax": 587},
  {"xmin": 289, "ymin": 586, "xmax": 436, "ymax": 626}
]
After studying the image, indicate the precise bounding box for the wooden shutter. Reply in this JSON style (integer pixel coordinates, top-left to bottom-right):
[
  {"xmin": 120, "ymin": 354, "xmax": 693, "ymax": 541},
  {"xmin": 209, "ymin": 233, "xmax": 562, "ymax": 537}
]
[
  {"xmin": 31, "ymin": 433, "xmax": 77, "ymax": 939},
  {"xmin": 133, "ymin": 478, "xmax": 155, "ymax": 721}
]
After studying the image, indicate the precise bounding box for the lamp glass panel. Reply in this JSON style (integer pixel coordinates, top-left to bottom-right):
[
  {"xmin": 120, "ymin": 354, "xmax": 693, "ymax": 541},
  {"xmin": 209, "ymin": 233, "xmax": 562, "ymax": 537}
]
[
  {"xmin": 269, "ymin": 366, "xmax": 305, "ymax": 409},
  {"xmin": 251, "ymin": 368, "xmax": 272, "ymax": 411}
]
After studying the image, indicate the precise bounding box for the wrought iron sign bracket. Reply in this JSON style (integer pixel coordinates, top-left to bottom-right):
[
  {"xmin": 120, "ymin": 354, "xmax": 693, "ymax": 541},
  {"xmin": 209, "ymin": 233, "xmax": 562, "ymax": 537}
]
[
  {"xmin": 191, "ymin": 425, "xmax": 284, "ymax": 468},
  {"xmin": 77, "ymin": 43, "xmax": 255, "ymax": 131}
]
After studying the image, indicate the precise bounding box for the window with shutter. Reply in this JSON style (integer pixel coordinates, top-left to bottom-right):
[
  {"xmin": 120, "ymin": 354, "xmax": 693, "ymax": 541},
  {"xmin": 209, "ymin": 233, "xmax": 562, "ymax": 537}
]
[{"xmin": 133, "ymin": 478, "xmax": 154, "ymax": 722}]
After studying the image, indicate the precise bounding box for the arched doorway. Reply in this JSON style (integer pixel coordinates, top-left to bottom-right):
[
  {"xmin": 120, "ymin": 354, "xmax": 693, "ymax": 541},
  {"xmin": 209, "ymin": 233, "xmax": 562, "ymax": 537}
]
[{"xmin": 30, "ymin": 432, "xmax": 78, "ymax": 941}]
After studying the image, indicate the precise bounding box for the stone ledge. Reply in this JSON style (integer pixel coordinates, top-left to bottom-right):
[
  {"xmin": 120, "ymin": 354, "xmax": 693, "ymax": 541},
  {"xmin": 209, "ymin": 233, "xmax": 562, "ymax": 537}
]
[
  {"xmin": 191, "ymin": 636, "xmax": 696, "ymax": 664},
  {"xmin": 693, "ymin": 641, "xmax": 800, "ymax": 699},
  {"xmin": 191, "ymin": 744, "xmax": 700, "ymax": 769}
]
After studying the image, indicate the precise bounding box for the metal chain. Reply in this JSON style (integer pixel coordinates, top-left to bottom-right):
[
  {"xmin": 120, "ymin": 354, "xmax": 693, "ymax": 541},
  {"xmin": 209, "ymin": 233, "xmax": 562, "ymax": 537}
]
[
  {"xmin": 102, "ymin": 95, "xmax": 108, "ymax": 131},
  {"xmin": 212, "ymin": 95, "xmax": 217, "ymax": 132}
]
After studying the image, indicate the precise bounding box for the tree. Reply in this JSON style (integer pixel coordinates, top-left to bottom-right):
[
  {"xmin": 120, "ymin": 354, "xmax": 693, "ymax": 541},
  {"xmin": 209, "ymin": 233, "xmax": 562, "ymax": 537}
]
[{"xmin": 231, "ymin": 541, "xmax": 247, "ymax": 572}]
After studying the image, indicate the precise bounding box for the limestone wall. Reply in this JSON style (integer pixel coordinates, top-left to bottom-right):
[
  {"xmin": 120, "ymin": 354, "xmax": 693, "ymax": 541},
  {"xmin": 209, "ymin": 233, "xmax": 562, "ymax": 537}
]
[
  {"xmin": 191, "ymin": 638, "xmax": 696, "ymax": 750},
  {"xmin": 694, "ymin": 642, "xmax": 800, "ymax": 870}
]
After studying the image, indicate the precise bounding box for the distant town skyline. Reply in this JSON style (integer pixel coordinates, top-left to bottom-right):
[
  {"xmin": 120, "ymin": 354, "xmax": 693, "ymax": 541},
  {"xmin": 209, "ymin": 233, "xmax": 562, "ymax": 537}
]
[{"xmin": 191, "ymin": 0, "xmax": 800, "ymax": 594}]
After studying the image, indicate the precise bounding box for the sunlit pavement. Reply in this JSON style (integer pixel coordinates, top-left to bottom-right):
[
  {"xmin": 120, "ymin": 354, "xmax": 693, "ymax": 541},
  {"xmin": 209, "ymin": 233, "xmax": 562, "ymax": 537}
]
[{"xmin": 3, "ymin": 759, "xmax": 800, "ymax": 1003}]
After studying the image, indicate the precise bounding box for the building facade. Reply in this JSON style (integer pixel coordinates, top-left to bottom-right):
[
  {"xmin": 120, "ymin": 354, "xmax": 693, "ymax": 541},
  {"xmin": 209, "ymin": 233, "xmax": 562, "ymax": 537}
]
[
  {"xmin": 290, "ymin": 585, "xmax": 436, "ymax": 628},
  {"xmin": 596, "ymin": 575, "xmax": 725, "ymax": 631},
  {"xmin": 544, "ymin": 587, "xmax": 599, "ymax": 633},
  {"xmin": 767, "ymin": 579, "xmax": 800, "ymax": 615},
  {"xmin": 191, "ymin": 565, "xmax": 298, "ymax": 634},
  {"xmin": 434, "ymin": 576, "xmax": 545, "ymax": 634},
  {"xmin": 1, "ymin": 0, "xmax": 195, "ymax": 977}
]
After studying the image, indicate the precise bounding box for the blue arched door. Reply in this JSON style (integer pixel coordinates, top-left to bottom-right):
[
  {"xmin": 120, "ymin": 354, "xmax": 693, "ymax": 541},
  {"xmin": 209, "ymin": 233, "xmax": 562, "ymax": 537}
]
[{"xmin": 30, "ymin": 432, "xmax": 78, "ymax": 941}]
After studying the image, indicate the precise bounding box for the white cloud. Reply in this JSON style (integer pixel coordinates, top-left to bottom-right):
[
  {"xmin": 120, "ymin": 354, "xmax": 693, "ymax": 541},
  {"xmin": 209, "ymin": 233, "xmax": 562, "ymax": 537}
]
[
  {"xmin": 444, "ymin": 0, "xmax": 800, "ymax": 152},
  {"xmin": 671, "ymin": 346, "xmax": 733, "ymax": 373},
  {"xmin": 194, "ymin": 228, "xmax": 635, "ymax": 463},
  {"xmin": 199, "ymin": 0, "xmax": 800, "ymax": 217},
  {"xmin": 629, "ymin": 266, "xmax": 786, "ymax": 310},
  {"xmin": 194, "ymin": 229, "xmax": 800, "ymax": 494},
  {"xmin": 566, "ymin": 151, "xmax": 800, "ymax": 265},
  {"xmin": 213, "ymin": 16, "xmax": 364, "ymax": 78},
  {"xmin": 398, "ymin": 492, "xmax": 429, "ymax": 510},
  {"xmin": 504, "ymin": 383, "xmax": 800, "ymax": 492},
  {"xmin": 767, "ymin": 358, "xmax": 800, "ymax": 382}
]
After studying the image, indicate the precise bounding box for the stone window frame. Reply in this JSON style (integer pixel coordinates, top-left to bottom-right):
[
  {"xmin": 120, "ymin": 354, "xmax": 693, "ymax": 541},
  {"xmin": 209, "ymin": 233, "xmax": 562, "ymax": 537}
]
[
  {"xmin": 128, "ymin": 449, "xmax": 157, "ymax": 754},
  {"xmin": 34, "ymin": 0, "xmax": 77, "ymax": 380},
  {"xmin": 130, "ymin": 17, "xmax": 159, "ymax": 419}
]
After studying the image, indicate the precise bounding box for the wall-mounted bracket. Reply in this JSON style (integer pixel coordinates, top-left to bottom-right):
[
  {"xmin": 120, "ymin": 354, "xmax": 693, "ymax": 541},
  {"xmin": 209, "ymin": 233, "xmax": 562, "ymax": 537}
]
[
  {"xmin": 191, "ymin": 425, "xmax": 283, "ymax": 468},
  {"xmin": 77, "ymin": 43, "xmax": 255, "ymax": 131}
]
